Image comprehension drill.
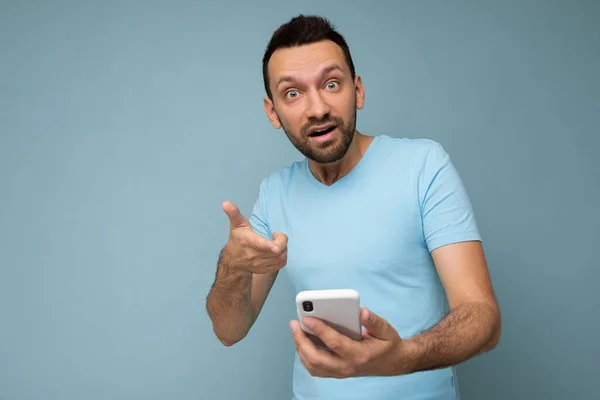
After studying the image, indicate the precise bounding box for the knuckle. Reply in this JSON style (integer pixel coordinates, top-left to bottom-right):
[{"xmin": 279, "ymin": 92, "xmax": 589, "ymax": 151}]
[
  {"xmin": 328, "ymin": 340, "xmax": 341, "ymax": 352},
  {"xmin": 249, "ymin": 253, "xmax": 262, "ymax": 264},
  {"xmin": 312, "ymin": 358, "xmax": 325, "ymax": 369},
  {"xmin": 355, "ymin": 354, "xmax": 369, "ymax": 368},
  {"xmin": 272, "ymin": 261, "xmax": 286, "ymax": 271},
  {"xmin": 250, "ymin": 259, "xmax": 265, "ymax": 271},
  {"xmin": 271, "ymin": 264, "xmax": 283, "ymax": 272},
  {"xmin": 308, "ymin": 325, "xmax": 321, "ymax": 336},
  {"xmin": 264, "ymin": 262, "xmax": 276, "ymax": 271}
]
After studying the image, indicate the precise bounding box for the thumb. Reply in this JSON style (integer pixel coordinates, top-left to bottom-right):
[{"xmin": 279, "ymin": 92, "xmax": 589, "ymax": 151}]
[
  {"xmin": 271, "ymin": 232, "xmax": 288, "ymax": 254},
  {"xmin": 222, "ymin": 201, "xmax": 249, "ymax": 229},
  {"xmin": 360, "ymin": 307, "xmax": 395, "ymax": 340}
]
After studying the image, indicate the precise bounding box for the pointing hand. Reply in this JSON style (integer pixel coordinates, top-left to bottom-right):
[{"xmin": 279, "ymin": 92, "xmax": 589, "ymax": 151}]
[{"xmin": 222, "ymin": 201, "xmax": 288, "ymax": 274}]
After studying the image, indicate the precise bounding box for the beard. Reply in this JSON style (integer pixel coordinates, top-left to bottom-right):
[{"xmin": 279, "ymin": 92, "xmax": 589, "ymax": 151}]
[{"xmin": 279, "ymin": 108, "xmax": 357, "ymax": 164}]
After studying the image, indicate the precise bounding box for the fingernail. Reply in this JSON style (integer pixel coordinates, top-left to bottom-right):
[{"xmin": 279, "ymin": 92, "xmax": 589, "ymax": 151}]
[
  {"xmin": 303, "ymin": 318, "xmax": 314, "ymax": 328},
  {"xmin": 289, "ymin": 321, "xmax": 296, "ymax": 332}
]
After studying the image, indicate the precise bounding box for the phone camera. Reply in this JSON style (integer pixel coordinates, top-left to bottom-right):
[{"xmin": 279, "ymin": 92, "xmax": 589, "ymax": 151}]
[{"xmin": 302, "ymin": 301, "xmax": 314, "ymax": 312}]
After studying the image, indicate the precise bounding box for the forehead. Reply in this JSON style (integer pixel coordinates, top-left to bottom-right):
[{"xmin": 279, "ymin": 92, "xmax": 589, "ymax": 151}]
[{"xmin": 268, "ymin": 40, "xmax": 349, "ymax": 82}]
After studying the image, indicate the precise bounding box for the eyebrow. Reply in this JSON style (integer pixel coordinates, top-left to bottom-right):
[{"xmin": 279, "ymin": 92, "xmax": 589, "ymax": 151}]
[{"xmin": 275, "ymin": 64, "xmax": 345, "ymax": 90}]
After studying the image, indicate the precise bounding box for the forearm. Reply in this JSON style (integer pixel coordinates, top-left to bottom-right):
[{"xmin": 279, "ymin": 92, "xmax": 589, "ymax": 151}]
[
  {"xmin": 206, "ymin": 247, "xmax": 254, "ymax": 346},
  {"xmin": 402, "ymin": 301, "xmax": 501, "ymax": 374}
]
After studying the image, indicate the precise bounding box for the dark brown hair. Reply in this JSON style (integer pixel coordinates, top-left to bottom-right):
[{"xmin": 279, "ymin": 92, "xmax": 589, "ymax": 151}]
[{"xmin": 262, "ymin": 15, "xmax": 356, "ymax": 99}]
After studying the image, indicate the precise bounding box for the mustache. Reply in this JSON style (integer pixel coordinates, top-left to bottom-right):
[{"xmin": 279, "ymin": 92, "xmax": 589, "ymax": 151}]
[{"xmin": 301, "ymin": 115, "xmax": 344, "ymax": 135}]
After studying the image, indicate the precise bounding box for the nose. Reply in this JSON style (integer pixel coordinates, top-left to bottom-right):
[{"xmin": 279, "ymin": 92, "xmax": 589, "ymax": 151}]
[{"xmin": 306, "ymin": 90, "xmax": 331, "ymax": 121}]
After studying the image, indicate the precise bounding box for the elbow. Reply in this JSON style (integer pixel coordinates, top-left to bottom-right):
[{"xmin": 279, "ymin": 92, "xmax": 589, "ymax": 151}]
[
  {"xmin": 215, "ymin": 334, "xmax": 240, "ymax": 347},
  {"xmin": 206, "ymin": 307, "xmax": 247, "ymax": 347},
  {"xmin": 484, "ymin": 306, "xmax": 502, "ymax": 352},
  {"xmin": 219, "ymin": 338, "xmax": 238, "ymax": 347},
  {"xmin": 485, "ymin": 326, "xmax": 501, "ymax": 352},
  {"xmin": 490, "ymin": 318, "xmax": 502, "ymax": 350},
  {"xmin": 213, "ymin": 328, "xmax": 247, "ymax": 347}
]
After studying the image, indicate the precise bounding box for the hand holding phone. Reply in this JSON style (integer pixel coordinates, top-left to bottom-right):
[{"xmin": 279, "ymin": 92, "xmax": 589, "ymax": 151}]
[
  {"xmin": 291, "ymin": 290, "xmax": 407, "ymax": 378},
  {"xmin": 295, "ymin": 289, "xmax": 362, "ymax": 349}
]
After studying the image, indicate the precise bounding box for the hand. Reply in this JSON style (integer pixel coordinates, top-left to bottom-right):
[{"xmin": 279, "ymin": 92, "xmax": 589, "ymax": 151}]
[
  {"xmin": 290, "ymin": 307, "xmax": 411, "ymax": 378},
  {"xmin": 222, "ymin": 201, "xmax": 288, "ymax": 274}
]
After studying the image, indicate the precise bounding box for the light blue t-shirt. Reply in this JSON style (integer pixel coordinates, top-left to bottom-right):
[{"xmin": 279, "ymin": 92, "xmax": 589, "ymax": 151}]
[{"xmin": 249, "ymin": 135, "xmax": 481, "ymax": 400}]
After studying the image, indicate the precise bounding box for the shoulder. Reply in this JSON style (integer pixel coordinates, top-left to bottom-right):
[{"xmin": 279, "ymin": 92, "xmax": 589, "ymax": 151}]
[
  {"xmin": 374, "ymin": 135, "xmax": 449, "ymax": 167},
  {"xmin": 255, "ymin": 158, "xmax": 306, "ymax": 194},
  {"xmin": 375, "ymin": 134, "xmax": 442, "ymax": 154}
]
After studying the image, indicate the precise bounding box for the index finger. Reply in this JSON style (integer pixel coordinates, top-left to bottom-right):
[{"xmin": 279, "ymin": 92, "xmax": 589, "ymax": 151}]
[
  {"xmin": 244, "ymin": 230, "xmax": 280, "ymax": 254},
  {"xmin": 290, "ymin": 320, "xmax": 346, "ymax": 377},
  {"xmin": 290, "ymin": 320, "xmax": 334, "ymax": 362}
]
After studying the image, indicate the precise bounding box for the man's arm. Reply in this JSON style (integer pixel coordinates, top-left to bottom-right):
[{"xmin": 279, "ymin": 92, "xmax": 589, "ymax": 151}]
[
  {"xmin": 206, "ymin": 201, "xmax": 287, "ymax": 347},
  {"xmin": 206, "ymin": 246, "xmax": 279, "ymax": 346},
  {"xmin": 286, "ymin": 240, "xmax": 500, "ymax": 379},
  {"xmin": 402, "ymin": 240, "xmax": 501, "ymax": 373}
]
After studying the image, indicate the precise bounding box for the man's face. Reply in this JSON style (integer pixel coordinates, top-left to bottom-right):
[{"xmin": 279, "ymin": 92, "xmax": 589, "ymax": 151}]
[{"xmin": 264, "ymin": 40, "xmax": 364, "ymax": 164}]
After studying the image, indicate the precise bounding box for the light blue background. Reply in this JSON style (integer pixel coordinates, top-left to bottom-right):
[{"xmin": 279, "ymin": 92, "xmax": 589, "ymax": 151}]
[{"xmin": 1, "ymin": 1, "xmax": 598, "ymax": 399}]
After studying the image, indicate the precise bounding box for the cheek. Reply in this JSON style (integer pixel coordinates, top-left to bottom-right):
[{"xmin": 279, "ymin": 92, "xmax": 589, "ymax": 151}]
[
  {"xmin": 344, "ymin": 92, "xmax": 357, "ymax": 111},
  {"xmin": 279, "ymin": 107, "xmax": 305, "ymax": 133},
  {"xmin": 330, "ymin": 92, "xmax": 355, "ymax": 117}
]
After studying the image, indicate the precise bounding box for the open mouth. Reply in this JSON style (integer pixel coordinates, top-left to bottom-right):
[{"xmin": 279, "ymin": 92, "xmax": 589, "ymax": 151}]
[{"xmin": 308, "ymin": 125, "xmax": 337, "ymax": 137}]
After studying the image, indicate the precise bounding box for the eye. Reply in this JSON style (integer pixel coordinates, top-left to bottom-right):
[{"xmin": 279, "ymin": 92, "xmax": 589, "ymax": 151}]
[
  {"xmin": 325, "ymin": 81, "xmax": 339, "ymax": 90},
  {"xmin": 285, "ymin": 89, "xmax": 299, "ymax": 99}
]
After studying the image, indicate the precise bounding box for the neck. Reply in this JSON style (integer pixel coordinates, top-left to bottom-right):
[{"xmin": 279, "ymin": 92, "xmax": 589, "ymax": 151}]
[{"xmin": 308, "ymin": 131, "xmax": 373, "ymax": 186}]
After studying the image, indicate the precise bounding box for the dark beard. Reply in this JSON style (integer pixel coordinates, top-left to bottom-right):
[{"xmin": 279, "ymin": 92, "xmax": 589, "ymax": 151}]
[{"xmin": 280, "ymin": 108, "xmax": 357, "ymax": 164}]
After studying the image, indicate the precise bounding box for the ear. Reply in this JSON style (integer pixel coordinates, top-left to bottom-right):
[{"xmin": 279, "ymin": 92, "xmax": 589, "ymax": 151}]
[
  {"xmin": 263, "ymin": 97, "xmax": 282, "ymax": 129},
  {"xmin": 354, "ymin": 75, "xmax": 365, "ymax": 110}
]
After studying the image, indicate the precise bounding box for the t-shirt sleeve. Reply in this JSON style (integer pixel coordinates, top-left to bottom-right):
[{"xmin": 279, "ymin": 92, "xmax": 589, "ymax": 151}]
[
  {"xmin": 248, "ymin": 178, "xmax": 272, "ymax": 240},
  {"xmin": 418, "ymin": 141, "xmax": 481, "ymax": 252}
]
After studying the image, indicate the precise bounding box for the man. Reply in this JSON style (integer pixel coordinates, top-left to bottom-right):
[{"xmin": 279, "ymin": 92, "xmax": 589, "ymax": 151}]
[{"xmin": 206, "ymin": 14, "xmax": 501, "ymax": 400}]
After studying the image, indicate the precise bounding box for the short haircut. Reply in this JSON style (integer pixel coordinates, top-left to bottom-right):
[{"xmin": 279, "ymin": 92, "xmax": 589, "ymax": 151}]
[{"xmin": 262, "ymin": 15, "xmax": 356, "ymax": 99}]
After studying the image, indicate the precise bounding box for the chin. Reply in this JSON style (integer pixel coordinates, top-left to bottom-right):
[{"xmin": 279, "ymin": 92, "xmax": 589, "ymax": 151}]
[
  {"xmin": 309, "ymin": 135, "xmax": 353, "ymax": 163},
  {"xmin": 310, "ymin": 146, "xmax": 348, "ymax": 164}
]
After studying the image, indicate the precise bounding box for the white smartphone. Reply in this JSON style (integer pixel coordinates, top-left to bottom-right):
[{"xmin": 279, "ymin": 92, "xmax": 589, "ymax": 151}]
[{"xmin": 295, "ymin": 289, "xmax": 362, "ymax": 349}]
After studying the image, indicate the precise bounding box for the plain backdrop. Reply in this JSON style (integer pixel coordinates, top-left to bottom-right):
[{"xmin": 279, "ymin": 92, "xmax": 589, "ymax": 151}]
[{"xmin": 1, "ymin": 1, "xmax": 598, "ymax": 399}]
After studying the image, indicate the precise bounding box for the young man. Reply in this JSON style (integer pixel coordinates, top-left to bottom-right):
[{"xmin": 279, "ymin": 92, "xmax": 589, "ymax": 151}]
[{"xmin": 206, "ymin": 14, "xmax": 501, "ymax": 400}]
